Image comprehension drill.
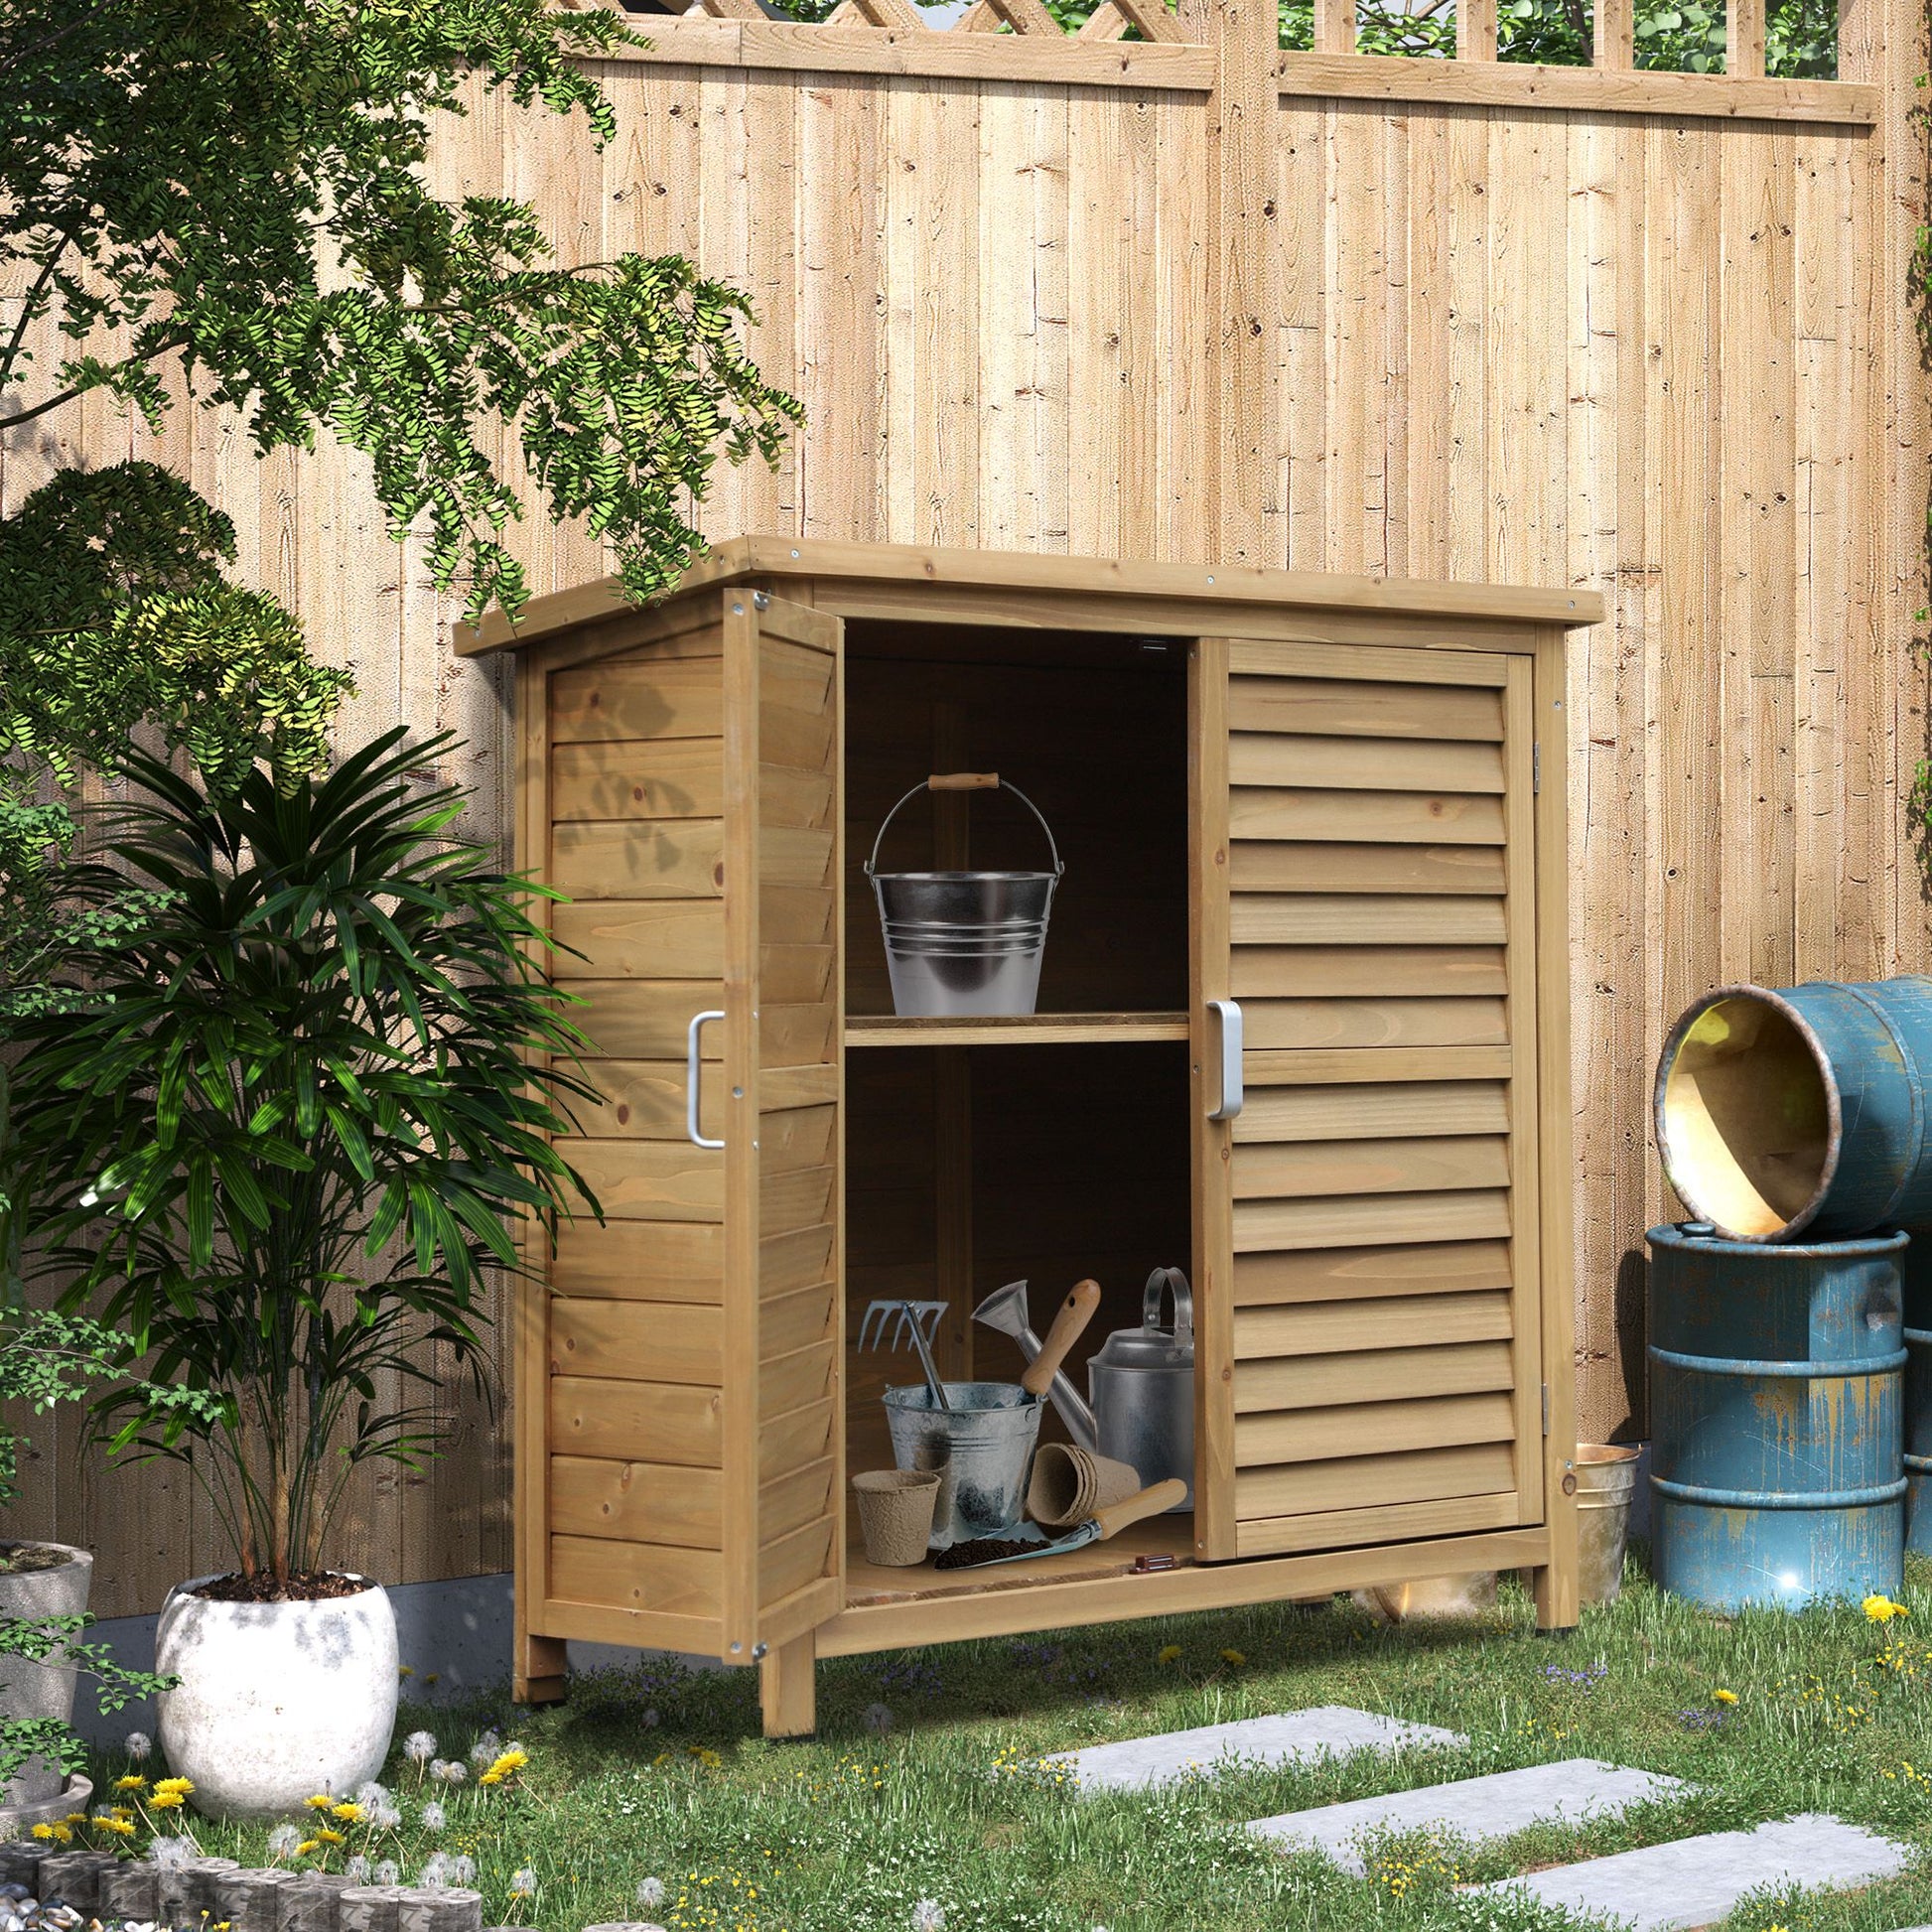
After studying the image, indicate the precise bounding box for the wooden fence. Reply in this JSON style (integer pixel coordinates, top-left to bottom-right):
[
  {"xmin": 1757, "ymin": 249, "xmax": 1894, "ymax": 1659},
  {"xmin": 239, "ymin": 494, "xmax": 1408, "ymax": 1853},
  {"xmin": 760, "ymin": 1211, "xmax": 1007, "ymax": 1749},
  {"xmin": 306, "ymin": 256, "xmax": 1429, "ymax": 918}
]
[{"xmin": 4, "ymin": 0, "xmax": 1925, "ymax": 1614}]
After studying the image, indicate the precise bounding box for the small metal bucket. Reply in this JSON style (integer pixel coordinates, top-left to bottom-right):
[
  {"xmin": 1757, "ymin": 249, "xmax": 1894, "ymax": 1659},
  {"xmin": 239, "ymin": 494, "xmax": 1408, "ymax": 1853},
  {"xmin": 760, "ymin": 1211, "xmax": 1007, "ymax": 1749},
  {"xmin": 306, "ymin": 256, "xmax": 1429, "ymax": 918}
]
[
  {"xmin": 866, "ymin": 774, "xmax": 1063, "ymax": 1017},
  {"xmin": 882, "ymin": 1382, "xmax": 1042, "ymax": 1549}
]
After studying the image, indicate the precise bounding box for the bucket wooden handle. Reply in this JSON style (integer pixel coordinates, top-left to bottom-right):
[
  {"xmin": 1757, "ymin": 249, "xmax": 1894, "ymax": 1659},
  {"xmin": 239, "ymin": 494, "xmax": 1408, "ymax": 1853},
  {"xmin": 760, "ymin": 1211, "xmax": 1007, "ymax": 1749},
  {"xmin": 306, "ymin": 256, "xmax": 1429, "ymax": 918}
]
[
  {"xmin": 1092, "ymin": 1478, "xmax": 1188, "ymax": 1539},
  {"xmin": 928, "ymin": 772, "xmax": 999, "ymax": 790},
  {"xmin": 1023, "ymin": 1279, "xmax": 1101, "ymax": 1397}
]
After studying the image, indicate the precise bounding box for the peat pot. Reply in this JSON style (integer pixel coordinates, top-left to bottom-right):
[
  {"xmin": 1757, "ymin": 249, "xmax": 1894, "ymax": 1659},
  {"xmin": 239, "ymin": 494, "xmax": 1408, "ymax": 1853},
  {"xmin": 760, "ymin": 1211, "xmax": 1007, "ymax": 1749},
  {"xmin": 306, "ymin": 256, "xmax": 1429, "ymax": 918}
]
[
  {"xmin": 155, "ymin": 1574, "xmax": 398, "ymax": 1819},
  {"xmin": 0, "ymin": 1542, "xmax": 93, "ymax": 1820}
]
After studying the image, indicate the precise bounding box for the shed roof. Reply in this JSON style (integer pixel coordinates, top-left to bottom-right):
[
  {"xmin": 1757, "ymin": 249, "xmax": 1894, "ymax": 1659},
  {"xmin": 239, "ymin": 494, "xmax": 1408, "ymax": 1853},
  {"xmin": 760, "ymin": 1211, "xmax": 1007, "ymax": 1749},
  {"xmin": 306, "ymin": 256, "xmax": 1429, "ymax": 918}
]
[{"xmin": 452, "ymin": 536, "xmax": 1603, "ymax": 656}]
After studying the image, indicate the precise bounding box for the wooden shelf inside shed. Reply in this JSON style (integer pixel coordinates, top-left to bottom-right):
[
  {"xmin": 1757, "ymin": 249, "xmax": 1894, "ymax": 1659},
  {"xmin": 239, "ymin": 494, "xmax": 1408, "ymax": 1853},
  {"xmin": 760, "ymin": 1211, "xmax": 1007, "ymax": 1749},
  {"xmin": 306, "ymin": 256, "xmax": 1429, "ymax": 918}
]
[
  {"xmin": 845, "ymin": 1513, "xmax": 1197, "ymax": 1607},
  {"xmin": 845, "ymin": 1012, "xmax": 1189, "ymax": 1048}
]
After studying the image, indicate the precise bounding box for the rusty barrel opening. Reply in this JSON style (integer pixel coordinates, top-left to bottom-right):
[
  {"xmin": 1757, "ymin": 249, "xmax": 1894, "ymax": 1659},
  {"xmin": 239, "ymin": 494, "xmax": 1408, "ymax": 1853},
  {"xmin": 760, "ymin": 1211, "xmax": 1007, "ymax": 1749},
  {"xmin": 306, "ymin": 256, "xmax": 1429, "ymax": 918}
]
[{"xmin": 1656, "ymin": 989, "xmax": 1837, "ymax": 1241}]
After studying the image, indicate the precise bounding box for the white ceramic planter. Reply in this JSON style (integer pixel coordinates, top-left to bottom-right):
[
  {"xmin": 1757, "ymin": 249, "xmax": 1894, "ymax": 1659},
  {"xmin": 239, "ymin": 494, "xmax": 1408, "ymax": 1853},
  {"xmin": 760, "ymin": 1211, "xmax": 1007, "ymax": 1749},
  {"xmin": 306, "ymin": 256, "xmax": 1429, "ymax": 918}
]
[
  {"xmin": 154, "ymin": 1574, "xmax": 398, "ymax": 1819},
  {"xmin": 0, "ymin": 1542, "xmax": 94, "ymax": 1811}
]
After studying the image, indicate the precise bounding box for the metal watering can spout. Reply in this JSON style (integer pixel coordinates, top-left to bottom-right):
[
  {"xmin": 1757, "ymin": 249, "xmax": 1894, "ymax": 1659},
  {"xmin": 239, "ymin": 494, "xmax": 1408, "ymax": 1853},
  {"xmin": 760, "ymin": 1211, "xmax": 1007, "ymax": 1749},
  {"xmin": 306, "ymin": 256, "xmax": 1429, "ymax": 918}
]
[{"xmin": 971, "ymin": 1281, "xmax": 1099, "ymax": 1451}]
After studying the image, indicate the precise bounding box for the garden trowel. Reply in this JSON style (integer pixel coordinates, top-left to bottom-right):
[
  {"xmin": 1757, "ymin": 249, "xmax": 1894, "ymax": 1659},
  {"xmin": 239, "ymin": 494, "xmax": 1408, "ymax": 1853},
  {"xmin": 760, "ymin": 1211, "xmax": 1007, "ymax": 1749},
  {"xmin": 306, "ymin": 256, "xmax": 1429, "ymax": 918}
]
[{"xmin": 942, "ymin": 1477, "xmax": 1186, "ymax": 1569}]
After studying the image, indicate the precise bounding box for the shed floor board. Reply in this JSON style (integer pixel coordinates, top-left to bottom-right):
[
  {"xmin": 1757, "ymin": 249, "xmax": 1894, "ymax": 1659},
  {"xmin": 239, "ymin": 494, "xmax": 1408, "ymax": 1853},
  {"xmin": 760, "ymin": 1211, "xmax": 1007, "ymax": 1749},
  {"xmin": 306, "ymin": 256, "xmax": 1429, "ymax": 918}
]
[{"xmin": 844, "ymin": 1513, "xmax": 1196, "ymax": 1606}]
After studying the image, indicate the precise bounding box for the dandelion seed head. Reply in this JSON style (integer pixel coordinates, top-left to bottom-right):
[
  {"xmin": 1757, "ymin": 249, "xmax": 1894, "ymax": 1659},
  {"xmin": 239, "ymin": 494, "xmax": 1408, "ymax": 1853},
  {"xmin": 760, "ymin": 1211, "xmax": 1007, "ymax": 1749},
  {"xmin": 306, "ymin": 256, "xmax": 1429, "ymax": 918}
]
[
  {"xmin": 419, "ymin": 1802, "xmax": 447, "ymax": 1833},
  {"xmin": 123, "ymin": 1731, "xmax": 152, "ymax": 1762},
  {"xmin": 148, "ymin": 1838, "xmax": 195, "ymax": 1870},
  {"xmin": 508, "ymin": 1868, "xmax": 538, "ymax": 1898},
  {"xmin": 403, "ymin": 1732, "xmax": 438, "ymax": 1765},
  {"xmin": 862, "ymin": 1702, "xmax": 894, "ymax": 1734},
  {"xmin": 372, "ymin": 1862, "xmax": 399, "ymax": 1888},
  {"xmin": 636, "ymin": 1877, "xmax": 666, "ymax": 1910},
  {"xmin": 344, "ymin": 1858, "xmax": 372, "ymax": 1886},
  {"xmin": 910, "ymin": 1901, "xmax": 945, "ymax": 1932}
]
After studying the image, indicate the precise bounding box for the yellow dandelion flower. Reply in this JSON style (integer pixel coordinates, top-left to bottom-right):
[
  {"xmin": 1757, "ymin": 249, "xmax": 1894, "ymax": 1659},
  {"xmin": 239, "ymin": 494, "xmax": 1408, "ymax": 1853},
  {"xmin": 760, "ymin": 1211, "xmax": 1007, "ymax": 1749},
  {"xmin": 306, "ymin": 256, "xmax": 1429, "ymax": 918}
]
[
  {"xmin": 49, "ymin": 1826, "xmax": 70, "ymax": 1844},
  {"xmin": 29, "ymin": 1826, "xmax": 52, "ymax": 1842},
  {"xmin": 331, "ymin": 1802, "xmax": 363, "ymax": 1824},
  {"xmin": 296, "ymin": 1841, "xmax": 319, "ymax": 1859},
  {"xmin": 315, "ymin": 1828, "xmax": 345, "ymax": 1847},
  {"xmin": 98, "ymin": 1818, "xmax": 135, "ymax": 1838},
  {"xmin": 114, "ymin": 1774, "xmax": 147, "ymax": 1792},
  {"xmin": 150, "ymin": 1793, "xmax": 185, "ymax": 1811},
  {"xmin": 480, "ymin": 1748, "xmax": 529, "ymax": 1787},
  {"xmin": 1220, "ymin": 1648, "xmax": 1247, "ymax": 1666},
  {"xmin": 1864, "ymin": 1593, "xmax": 1909, "ymax": 1623},
  {"xmin": 153, "ymin": 1777, "xmax": 194, "ymax": 1798},
  {"xmin": 1157, "ymin": 1643, "xmax": 1182, "ymax": 1665},
  {"xmin": 305, "ymin": 1794, "xmax": 335, "ymax": 1811},
  {"xmin": 1713, "ymin": 1688, "xmax": 1738, "ymax": 1706}
]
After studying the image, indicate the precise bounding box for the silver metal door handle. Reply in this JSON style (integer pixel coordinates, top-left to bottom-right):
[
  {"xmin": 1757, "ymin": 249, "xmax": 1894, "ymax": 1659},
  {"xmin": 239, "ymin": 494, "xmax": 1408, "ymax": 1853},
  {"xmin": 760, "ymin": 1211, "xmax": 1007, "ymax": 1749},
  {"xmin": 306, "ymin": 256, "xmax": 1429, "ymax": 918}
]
[
  {"xmin": 687, "ymin": 1010, "xmax": 726, "ymax": 1149},
  {"xmin": 1206, "ymin": 999, "xmax": 1243, "ymax": 1122}
]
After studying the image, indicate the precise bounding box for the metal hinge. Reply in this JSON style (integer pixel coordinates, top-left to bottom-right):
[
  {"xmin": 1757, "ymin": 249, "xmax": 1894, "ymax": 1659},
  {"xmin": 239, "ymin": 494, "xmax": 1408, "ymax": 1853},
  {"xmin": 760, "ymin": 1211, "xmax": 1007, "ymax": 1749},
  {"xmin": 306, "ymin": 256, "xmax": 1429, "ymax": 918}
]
[
  {"xmin": 1533, "ymin": 743, "xmax": 1541, "ymax": 795},
  {"xmin": 1542, "ymin": 1383, "xmax": 1551, "ymax": 1436}
]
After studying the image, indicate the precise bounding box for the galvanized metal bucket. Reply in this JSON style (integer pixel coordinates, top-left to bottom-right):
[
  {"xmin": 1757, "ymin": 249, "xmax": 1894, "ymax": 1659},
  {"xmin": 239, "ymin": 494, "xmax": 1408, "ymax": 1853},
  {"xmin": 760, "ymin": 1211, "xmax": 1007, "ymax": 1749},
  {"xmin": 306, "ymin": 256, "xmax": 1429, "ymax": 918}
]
[
  {"xmin": 882, "ymin": 1381, "xmax": 1042, "ymax": 1550},
  {"xmin": 1654, "ymin": 976, "xmax": 1932, "ymax": 1241},
  {"xmin": 866, "ymin": 774, "xmax": 1063, "ymax": 1018},
  {"xmin": 1647, "ymin": 1221, "xmax": 1906, "ymax": 1611}
]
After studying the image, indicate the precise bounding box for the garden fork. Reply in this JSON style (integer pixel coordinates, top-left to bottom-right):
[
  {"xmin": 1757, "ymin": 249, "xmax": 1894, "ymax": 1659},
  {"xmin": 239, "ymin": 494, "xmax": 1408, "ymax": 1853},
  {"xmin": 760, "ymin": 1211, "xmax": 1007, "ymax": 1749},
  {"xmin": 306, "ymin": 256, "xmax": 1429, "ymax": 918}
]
[{"xmin": 858, "ymin": 1298, "xmax": 952, "ymax": 1411}]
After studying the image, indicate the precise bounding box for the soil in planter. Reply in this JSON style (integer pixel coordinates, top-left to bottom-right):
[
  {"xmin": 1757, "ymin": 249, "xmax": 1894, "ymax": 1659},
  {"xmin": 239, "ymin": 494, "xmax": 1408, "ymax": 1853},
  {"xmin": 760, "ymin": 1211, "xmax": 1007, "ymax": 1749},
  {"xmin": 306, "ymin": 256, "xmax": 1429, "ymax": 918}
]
[
  {"xmin": 192, "ymin": 1571, "xmax": 374, "ymax": 1604},
  {"xmin": 0, "ymin": 1543, "xmax": 78, "ymax": 1577}
]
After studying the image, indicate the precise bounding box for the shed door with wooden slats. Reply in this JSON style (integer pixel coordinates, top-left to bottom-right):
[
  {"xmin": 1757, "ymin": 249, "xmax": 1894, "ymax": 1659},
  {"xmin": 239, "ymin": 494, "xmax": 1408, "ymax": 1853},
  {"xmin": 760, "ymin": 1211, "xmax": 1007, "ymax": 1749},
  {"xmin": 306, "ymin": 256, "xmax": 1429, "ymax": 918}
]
[
  {"xmin": 731, "ymin": 593, "xmax": 845, "ymax": 1653},
  {"xmin": 532, "ymin": 589, "xmax": 843, "ymax": 1661},
  {"xmin": 1191, "ymin": 638, "xmax": 1545, "ymax": 1564}
]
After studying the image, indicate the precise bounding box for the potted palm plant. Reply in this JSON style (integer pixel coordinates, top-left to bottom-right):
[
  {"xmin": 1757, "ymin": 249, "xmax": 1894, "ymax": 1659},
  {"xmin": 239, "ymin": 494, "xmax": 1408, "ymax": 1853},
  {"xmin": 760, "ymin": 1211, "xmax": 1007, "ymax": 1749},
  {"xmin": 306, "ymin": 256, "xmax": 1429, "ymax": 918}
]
[{"xmin": 12, "ymin": 729, "xmax": 595, "ymax": 1820}]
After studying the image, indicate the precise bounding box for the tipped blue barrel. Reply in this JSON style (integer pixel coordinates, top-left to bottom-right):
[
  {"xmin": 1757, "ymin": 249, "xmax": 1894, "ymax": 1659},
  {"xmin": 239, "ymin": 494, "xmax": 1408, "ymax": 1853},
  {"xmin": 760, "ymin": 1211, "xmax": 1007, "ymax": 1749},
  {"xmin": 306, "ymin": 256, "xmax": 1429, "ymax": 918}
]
[
  {"xmin": 1647, "ymin": 1223, "xmax": 1905, "ymax": 1610},
  {"xmin": 1655, "ymin": 977, "xmax": 1932, "ymax": 1242}
]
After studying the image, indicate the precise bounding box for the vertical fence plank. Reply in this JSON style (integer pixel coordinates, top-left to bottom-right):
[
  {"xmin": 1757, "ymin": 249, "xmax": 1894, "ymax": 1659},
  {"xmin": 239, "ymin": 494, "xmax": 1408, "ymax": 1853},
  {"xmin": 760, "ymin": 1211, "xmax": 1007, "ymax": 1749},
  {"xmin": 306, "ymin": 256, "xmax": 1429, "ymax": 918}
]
[
  {"xmin": 1594, "ymin": 0, "xmax": 1635, "ymax": 67},
  {"xmin": 1316, "ymin": 0, "xmax": 1357, "ymax": 56},
  {"xmin": 1458, "ymin": 0, "xmax": 1499, "ymax": 61},
  {"xmin": 1727, "ymin": 0, "xmax": 1767, "ymax": 74}
]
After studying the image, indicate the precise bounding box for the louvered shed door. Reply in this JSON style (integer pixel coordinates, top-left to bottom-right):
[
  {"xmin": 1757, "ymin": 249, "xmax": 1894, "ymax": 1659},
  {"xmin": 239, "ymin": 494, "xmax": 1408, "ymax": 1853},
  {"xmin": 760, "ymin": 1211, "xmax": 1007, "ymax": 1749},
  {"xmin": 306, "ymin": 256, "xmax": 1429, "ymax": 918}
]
[
  {"xmin": 1191, "ymin": 639, "xmax": 1545, "ymax": 1563},
  {"xmin": 527, "ymin": 589, "xmax": 843, "ymax": 1664}
]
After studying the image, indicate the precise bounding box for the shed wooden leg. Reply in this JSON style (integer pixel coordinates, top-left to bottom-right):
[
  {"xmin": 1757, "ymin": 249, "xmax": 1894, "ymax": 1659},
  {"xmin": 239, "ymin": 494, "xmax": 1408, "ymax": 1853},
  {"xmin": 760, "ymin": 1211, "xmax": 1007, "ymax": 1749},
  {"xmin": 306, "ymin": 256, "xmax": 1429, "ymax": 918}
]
[
  {"xmin": 1533, "ymin": 1487, "xmax": 1582, "ymax": 1633},
  {"xmin": 759, "ymin": 1632, "xmax": 817, "ymax": 1739},
  {"xmin": 515, "ymin": 1631, "xmax": 568, "ymax": 1706}
]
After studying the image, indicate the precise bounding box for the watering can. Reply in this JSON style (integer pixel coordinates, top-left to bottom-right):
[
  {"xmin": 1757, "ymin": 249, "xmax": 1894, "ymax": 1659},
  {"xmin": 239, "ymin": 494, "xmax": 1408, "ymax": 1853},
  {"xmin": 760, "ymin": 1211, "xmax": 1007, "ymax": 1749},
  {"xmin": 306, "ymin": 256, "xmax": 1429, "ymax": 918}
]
[{"xmin": 972, "ymin": 1269, "xmax": 1194, "ymax": 1509}]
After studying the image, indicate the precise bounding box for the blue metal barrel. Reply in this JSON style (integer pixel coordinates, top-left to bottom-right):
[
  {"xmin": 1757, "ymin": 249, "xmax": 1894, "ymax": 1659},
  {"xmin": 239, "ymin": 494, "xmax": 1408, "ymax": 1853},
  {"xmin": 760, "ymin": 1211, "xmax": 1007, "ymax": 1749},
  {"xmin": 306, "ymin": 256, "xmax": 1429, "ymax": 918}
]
[
  {"xmin": 1655, "ymin": 976, "xmax": 1932, "ymax": 1242},
  {"xmin": 1902, "ymin": 1246, "xmax": 1932, "ymax": 1554},
  {"xmin": 1647, "ymin": 1222, "xmax": 1905, "ymax": 1610}
]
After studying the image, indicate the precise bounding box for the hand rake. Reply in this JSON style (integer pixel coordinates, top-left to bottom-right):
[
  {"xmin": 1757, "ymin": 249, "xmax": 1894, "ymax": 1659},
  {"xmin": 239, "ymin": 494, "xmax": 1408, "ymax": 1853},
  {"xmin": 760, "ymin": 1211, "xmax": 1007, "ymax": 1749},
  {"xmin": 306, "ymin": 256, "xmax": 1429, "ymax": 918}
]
[{"xmin": 859, "ymin": 1298, "xmax": 952, "ymax": 1411}]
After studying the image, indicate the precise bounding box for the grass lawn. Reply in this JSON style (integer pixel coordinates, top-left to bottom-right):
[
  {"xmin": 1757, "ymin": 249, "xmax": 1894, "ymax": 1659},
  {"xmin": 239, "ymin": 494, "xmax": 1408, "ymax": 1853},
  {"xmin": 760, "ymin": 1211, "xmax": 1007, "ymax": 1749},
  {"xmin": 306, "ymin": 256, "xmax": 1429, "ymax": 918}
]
[{"xmin": 112, "ymin": 1550, "xmax": 1932, "ymax": 1932}]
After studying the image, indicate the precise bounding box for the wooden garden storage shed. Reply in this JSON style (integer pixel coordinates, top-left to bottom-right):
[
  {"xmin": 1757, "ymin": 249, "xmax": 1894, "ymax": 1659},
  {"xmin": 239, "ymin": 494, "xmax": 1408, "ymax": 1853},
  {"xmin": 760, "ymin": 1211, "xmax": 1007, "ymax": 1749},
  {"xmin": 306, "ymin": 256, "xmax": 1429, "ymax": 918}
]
[{"xmin": 458, "ymin": 538, "xmax": 1602, "ymax": 1736}]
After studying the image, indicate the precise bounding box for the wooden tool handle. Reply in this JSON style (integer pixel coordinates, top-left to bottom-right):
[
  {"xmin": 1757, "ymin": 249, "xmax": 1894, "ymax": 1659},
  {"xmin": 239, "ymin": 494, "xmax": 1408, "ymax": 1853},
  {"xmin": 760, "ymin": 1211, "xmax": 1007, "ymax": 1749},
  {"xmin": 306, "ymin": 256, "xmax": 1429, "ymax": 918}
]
[
  {"xmin": 1092, "ymin": 1478, "xmax": 1187, "ymax": 1540},
  {"xmin": 928, "ymin": 772, "xmax": 999, "ymax": 791},
  {"xmin": 1022, "ymin": 1278, "xmax": 1101, "ymax": 1397}
]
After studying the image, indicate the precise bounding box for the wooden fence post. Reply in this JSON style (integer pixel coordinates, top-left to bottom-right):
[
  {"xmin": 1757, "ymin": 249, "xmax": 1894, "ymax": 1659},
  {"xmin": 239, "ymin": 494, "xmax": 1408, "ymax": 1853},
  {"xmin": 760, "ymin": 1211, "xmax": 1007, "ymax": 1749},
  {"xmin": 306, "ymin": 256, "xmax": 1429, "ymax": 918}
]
[
  {"xmin": 1840, "ymin": 0, "xmax": 1930, "ymax": 992},
  {"xmin": 1182, "ymin": 0, "xmax": 1279, "ymax": 566}
]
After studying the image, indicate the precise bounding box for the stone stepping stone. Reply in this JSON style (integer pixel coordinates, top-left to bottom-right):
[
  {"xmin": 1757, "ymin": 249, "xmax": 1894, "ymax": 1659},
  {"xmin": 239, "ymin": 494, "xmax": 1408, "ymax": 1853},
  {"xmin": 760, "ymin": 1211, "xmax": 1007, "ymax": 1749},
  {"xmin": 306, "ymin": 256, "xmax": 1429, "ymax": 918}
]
[
  {"xmin": 1248, "ymin": 1757, "xmax": 1690, "ymax": 1875},
  {"xmin": 1043, "ymin": 1705, "xmax": 1464, "ymax": 1793},
  {"xmin": 1476, "ymin": 1813, "xmax": 1909, "ymax": 1931}
]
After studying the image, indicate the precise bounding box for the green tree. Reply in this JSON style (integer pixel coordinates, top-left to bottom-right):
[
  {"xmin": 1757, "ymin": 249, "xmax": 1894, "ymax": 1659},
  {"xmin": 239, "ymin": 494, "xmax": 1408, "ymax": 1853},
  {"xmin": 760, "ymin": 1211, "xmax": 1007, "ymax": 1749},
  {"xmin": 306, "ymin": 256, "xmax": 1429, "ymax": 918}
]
[
  {"xmin": 0, "ymin": 0, "xmax": 801, "ymax": 1282},
  {"xmin": 0, "ymin": 0, "xmax": 803, "ymax": 1029}
]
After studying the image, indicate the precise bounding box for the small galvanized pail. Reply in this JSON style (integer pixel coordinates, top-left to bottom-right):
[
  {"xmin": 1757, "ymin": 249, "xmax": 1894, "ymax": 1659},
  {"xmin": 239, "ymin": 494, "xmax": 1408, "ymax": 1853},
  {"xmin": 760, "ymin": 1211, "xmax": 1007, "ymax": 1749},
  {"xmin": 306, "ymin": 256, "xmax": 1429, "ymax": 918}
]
[
  {"xmin": 882, "ymin": 1381, "xmax": 1042, "ymax": 1549},
  {"xmin": 866, "ymin": 773, "xmax": 1063, "ymax": 1018}
]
